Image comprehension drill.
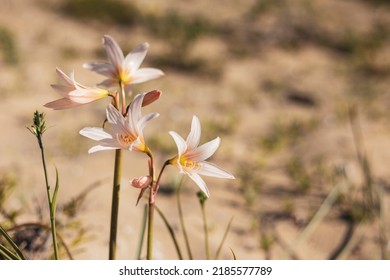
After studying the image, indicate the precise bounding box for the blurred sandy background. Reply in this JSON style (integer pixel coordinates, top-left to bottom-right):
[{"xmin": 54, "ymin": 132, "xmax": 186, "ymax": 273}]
[{"xmin": 1, "ymin": 0, "xmax": 390, "ymax": 259}]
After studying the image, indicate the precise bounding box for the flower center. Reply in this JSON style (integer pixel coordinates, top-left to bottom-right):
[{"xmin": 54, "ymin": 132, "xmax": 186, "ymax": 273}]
[
  {"xmin": 179, "ymin": 156, "xmax": 200, "ymax": 171},
  {"xmin": 119, "ymin": 70, "xmax": 132, "ymax": 84},
  {"xmin": 118, "ymin": 133, "xmax": 136, "ymax": 147}
]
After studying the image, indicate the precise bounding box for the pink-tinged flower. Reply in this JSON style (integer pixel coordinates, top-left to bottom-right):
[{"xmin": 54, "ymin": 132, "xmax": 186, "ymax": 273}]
[
  {"xmin": 44, "ymin": 68, "xmax": 110, "ymax": 110},
  {"xmin": 83, "ymin": 35, "xmax": 164, "ymax": 88},
  {"xmin": 79, "ymin": 93, "xmax": 159, "ymax": 153},
  {"xmin": 169, "ymin": 116, "xmax": 235, "ymax": 197},
  {"xmin": 130, "ymin": 176, "xmax": 152, "ymax": 189}
]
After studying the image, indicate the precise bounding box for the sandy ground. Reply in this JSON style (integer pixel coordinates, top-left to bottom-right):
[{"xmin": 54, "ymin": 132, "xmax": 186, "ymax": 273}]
[{"xmin": 1, "ymin": 0, "xmax": 390, "ymax": 259}]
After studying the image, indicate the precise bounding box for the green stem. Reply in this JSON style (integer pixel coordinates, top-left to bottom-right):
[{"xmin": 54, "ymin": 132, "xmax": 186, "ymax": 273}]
[
  {"xmin": 177, "ymin": 180, "xmax": 193, "ymax": 260},
  {"xmin": 38, "ymin": 137, "xmax": 59, "ymax": 260},
  {"xmin": 156, "ymin": 205, "xmax": 183, "ymax": 260},
  {"xmin": 136, "ymin": 204, "xmax": 148, "ymax": 260},
  {"xmin": 146, "ymin": 189, "xmax": 154, "ymax": 260},
  {"xmin": 120, "ymin": 81, "xmax": 126, "ymax": 115},
  {"xmin": 214, "ymin": 217, "xmax": 234, "ymax": 260},
  {"xmin": 0, "ymin": 224, "xmax": 26, "ymax": 260},
  {"xmin": 146, "ymin": 160, "xmax": 169, "ymax": 260},
  {"xmin": 200, "ymin": 200, "xmax": 210, "ymax": 260},
  {"xmin": 109, "ymin": 149, "xmax": 123, "ymax": 260}
]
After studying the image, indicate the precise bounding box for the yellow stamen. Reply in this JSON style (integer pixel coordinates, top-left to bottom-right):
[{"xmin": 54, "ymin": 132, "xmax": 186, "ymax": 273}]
[{"xmin": 179, "ymin": 156, "xmax": 200, "ymax": 171}]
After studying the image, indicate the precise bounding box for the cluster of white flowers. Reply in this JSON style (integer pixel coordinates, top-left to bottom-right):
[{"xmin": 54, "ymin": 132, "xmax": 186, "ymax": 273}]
[{"xmin": 45, "ymin": 35, "xmax": 234, "ymax": 198}]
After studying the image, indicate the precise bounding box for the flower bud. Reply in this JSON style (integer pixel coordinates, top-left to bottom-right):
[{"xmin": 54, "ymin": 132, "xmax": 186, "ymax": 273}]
[
  {"xmin": 130, "ymin": 176, "xmax": 152, "ymax": 189},
  {"xmin": 142, "ymin": 90, "xmax": 162, "ymax": 107}
]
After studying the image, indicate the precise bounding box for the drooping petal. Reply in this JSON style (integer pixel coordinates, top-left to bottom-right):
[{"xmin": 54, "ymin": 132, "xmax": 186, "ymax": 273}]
[
  {"xmin": 186, "ymin": 137, "xmax": 221, "ymax": 162},
  {"xmin": 88, "ymin": 145, "xmax": 118, "ymax": 154},
  {"xmin": 196, "ymin": 162, "xmax": 235, "ymax": 179},
  {"xmin": 79, "ymin": 127, "xmax": 113, "ymax": 141},
  {"xmin": 67, "ymin": 91, "xmax": 108, "ymax": 104},
  {"xmin": 44, "ymin": 98, "xmax": 83, "ymax": 110},
  {"xmin": 131, "ymin": 68, "xmax": 165, "ymax": 84},
  {"xmin": 188, "ymin": 173, "xmax": 210, "ymax": 197},
  {"xmin": 123, "ymin": 42, "xmax": 149, "ymax": 73},
  {"xmin": 186, "ymin": 116, "xmax": 201, "ymax": 150},
  {"xmin": 103, "ymin": 35, "xmax": 124, "ymax": 72},
  {"xmin": 169, "ymin": 131, "xmax": 187, "ymax": 157}
]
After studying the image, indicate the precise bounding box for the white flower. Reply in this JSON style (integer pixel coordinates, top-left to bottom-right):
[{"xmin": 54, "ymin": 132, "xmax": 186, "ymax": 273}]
[
  {"xmin": 83, "ymin": 35, "xmax": 164, "ymax": 88},
  {"xmin": 44, "ymin": 68, "xmax": 110, "ymax": 110},
  {"xmin": 79, "ymin": 93, "xmax": 158, "ymax": 153},
  {"xmin": 169, "ymin": 116, "xmax": 235, "ymax": 197}
]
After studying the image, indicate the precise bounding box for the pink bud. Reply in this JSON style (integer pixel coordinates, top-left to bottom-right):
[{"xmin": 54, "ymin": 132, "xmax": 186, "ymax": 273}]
[
  {"xmin": 130, "ymin": 176, "xmax": 152, "ymax": 189},
  {"xmin": 142, "ymin": 90, "xmax": 162, "ymax": 107}
]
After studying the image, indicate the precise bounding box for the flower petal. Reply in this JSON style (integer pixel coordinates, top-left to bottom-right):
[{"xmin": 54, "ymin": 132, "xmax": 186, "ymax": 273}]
[
  {"xmin": 83, "ymin": 62, "xmax": 116, "ymax": 77},
  {"xmin": 88, "ymin": 145, "xmax": 118, "ymax": 154},
  {"xmin": 186, "ymin": 115, "xmax": 201, "ymax": 150},
  {"xmin": 169, "ymin": 131, "xmax": 187, "ymax": 157},
  {"xmin": 44, "ymin": 98, "xmax": 83, "ymax": 110},
  {"xmin": 103, "ymin": 35, "xmax": 124, "ymax": 72},
  {"xmin": 55, "ymin": 67, "xmax": 74, "ymax": 85},
  {"xmin": 186, "ymin": 137, "xmax": 221, "ymax": 162},
  {"xmin": 197, "ymin": 162, "xmax": 235, "ymax": 179},
  {"xmin": 106, "ymin": 104, "xmax": 128, "ymax": 134},
  {"xmin": 131, "ymin": 68, "xmax": 165, "ymax": 84},
  {"xmin": 127, "ymin": 93, "xmax": 144, "ymax": 133},
  {"xmin": 123, "ymin": 42, "xmax": 149, "ymax": 73},
  {"xmin": 188, "ymin": 173, "xmax": 210, "ymax": 197},
  {"xmin": 138, "ymin": 112, "xmax": 159, "ymax": 132},
  {"xmin": 97, "ymin": 79, "xmax": 116, "ymax": 88},
  {"xmin": 129, "ymin": 137, "xmax": 146, "ymax": 153},
  {"xmin": 79, "ymin": 127, "xmax": 113, "ymax": 141},
  {"xmin": 50, "ymin": 84, "xmax": 74, "ymax": 96}
]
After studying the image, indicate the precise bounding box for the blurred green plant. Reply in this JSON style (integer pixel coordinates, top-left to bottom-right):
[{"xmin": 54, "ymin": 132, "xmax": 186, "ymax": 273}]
[
  {"xmin": 61, "ymin": 0, "xmax": 141, "ymax": 26},
  {"xmin": 287, "ymin": 158, "xmax": 311, "ymax": 194},
  {"xmin": 260, "ymin": 118, "xmax": 319, "ymax": 153},
  {"xmin": 0, "ymin": 26, "xmax": 18, "ymax": 65},
  {"xmin": 237, "ymin": 162, "xmax": 264, "ymax": 207}
]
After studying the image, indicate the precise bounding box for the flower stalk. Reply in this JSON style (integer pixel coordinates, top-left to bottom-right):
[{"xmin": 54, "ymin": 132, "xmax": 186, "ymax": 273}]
[
  {"xmin": 109, "ymin": 148, "xmax": 123, "ymax": 260},
  {"xmin": 28, "ymin": 111, "xmax": 60, "ymax": 260},
  {"xmin": 197, "ymin": 191, "xmax": 210, "ymax": 260},
  {"xmin": 146, "ymin": 159, "xmax": 169, "ymax": 260}
]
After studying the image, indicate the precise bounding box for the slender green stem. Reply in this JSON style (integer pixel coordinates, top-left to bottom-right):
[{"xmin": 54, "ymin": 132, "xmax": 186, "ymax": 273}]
[
  {"xmin": 109, "ymin": 149, "xmax": 123, "ymax": 260},
  {"xmin": 38, "ymin": 136, "xmax": 59, "ymax": 260},
  {"xmin": 108, "ymin": 82, "xmax": 127, "ymax": 260},
  {"xmin": 177, "ymin": 180, "xmax": 193, "ymax": 260},
  {"xmin": 146, "ymin": 189, "xmax": 154, "ymax": 260},
  {"xmin": 214, "ymin": 217, "xmax": 234, "ymax": 260},
  {"xmin": 156, "ymin": 205, "xmax": 183, "ymax": 260},
  {"xmin": 200, "ymin": 200, "xmax": 210, "ymax": 260},
  {"xmin": 136, "ymin": 204, "xmax": 148, "ymax": 260},
  {"xmin": 0, "ymin": 224, "xmax": 26, "ymax": 260},
  {"xmin": 0, "ymin": 244, "xmax": 18, "ymax": 260},
  {"xmin": 146, "ymin": 160, "xmax": 169, "ymax": 260},
  {"xmin": 120, "ymin": 81, "xmax": 126, "ymax": 115}
]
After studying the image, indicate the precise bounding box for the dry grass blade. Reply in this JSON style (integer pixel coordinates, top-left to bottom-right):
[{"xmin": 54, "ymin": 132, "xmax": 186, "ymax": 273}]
[{"xmin": 214, "ymin": 217, "xmax": 233, "ymax": 260}]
